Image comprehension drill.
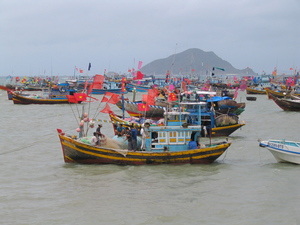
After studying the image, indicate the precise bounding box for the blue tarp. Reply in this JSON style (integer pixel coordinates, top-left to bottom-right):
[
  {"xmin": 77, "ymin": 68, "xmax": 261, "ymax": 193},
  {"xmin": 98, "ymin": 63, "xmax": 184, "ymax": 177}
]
[{"xmin": 207, "ymin": 96, "xmax": 232, "ymax": 102}]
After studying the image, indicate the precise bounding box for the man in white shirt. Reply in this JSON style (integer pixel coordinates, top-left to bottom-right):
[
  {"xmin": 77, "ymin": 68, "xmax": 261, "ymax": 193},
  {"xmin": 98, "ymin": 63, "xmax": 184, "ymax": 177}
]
[{"xmin": 91, "ymin": 132, "xmax": 98, "ymax": 146}]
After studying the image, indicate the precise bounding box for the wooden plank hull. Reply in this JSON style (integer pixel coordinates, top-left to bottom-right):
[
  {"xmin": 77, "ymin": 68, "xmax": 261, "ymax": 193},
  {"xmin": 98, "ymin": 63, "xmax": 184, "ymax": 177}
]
[
  {"xmin": 116, "ymin": 101, "xmax": 165, "ymax": 119},
  {"xmin": 246, "ymin": 87, "xmax": 266, "ymax": 95},
  {"xmin": 58, "ymin": 132, "xmax": 232, "ymax": 165},
  {"xmin": 211, "ymin": 123, "xmax": 245, "ymax": 137},
  {"xmin": 126, "ymin": 84, "xmax": 151, "ymax": 92},
  {"xmin": 265, "ymin": 88, "xmax": 290, "ymax": 99},
  {"xmin": 270, "ymin": 94, "xmax": 300, "ymax": 111},
  {"xmin": 11, "ymin": 92, "xmax": 78, "ymax": 104}
]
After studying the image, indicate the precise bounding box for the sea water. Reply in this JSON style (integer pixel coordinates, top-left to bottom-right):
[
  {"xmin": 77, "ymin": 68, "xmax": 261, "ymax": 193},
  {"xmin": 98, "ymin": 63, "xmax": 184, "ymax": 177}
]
[{"xmin": 0, "ymin": 80, "xmax": 300, "ymax": 225}]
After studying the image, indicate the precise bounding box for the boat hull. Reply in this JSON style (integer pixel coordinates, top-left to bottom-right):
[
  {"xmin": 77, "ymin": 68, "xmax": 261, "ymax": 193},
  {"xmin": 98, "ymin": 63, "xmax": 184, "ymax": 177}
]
[
  {"xmin": 259, "ymin": 140, "xmax": 300, "ymax": 164},
  {"xmin": 211, "ymin": 123, "xmax": 245, "ymax": 137},
  {"xmin": 58, "ymin": 132, "xmax": 231, "ymax": 165},
  {"xmin": 126, "ymin": 84, "xmax": 151, "ymax": 92},
  {"xmin": 109, "ymin": 113, "xmax": 245, "ymax": 137},
  {"xmin": 89, "ymin": 88, "xmax": 126, "ymax": 95},
  {"xmin": 116, "ymin": 100, "xmax": 165, "ymax": 119},
  {"xmin": 269, "ymin": 94, "xmax": 300, "ymax": 111},
  {"xmin": 265, "ymin": 88, "xmax": 290, "ymax": 99},
  {"xmin": 246, "ymin": 87, "xmax": 266, "ymax": 95},
  {"xmin": 11, "ymin": 92, "xmax": 79, "ymax": 104}
]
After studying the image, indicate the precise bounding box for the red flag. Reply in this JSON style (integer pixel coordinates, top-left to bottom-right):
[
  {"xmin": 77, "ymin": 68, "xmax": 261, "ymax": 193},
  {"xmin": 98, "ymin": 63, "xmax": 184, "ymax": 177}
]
[
  {"xmin": 142, "ymin": 94, "xmax": 148, "ymax": 103},
  {"xmin": 290, "ymin": 68, "xmax": 293, "ymax": 70},
  {"xmin": 100, "ymin": 104, "xmax": 112, "ymax": 114},
  {"xmin": 153, "ymin": 88, "xmax": 159, "ymax": 97},
  {"xmin": 168, "ymin": 93, "xmax": 177, "ymax": 102},
  {"xmin": 93, "ymin": 74, "xmax": 105, "ymax": 89},
  {"xmin": 182, "ymin": 82, "xmax": 187, "ymax": 92},
  {"xmin": 147, "ymin": 89, "xmax": 155, "ymax": 105},
  {"xmin": 107, "ymin": 94, "xmax": 120, "ymax": 104},
  {"xmin": 66, "ymin": 95, "xmax": 78, "ymax": 103},
  {"xmin": 101, "ymin": 96, "xmax": 109, "ymax": 102},
  {"xmin": 74, "ymin": 93, "xmax": 87, "ymax": 102},
  {"xmin": 291, "ymin": 80, "xmax": 295, "ymax": 87},
  {"xmin": 138, "ymin": 103, "xmax": 149, "ymax": 111},
  {"xmin": 79, "ymin": 69, "xmax": 83, "ymax": 73},
  {"xmin": 136, "ymin": 71, "xmax": 144, "ymax": 80},
  {"xmin": 104, "ymin": 92, "xmax": 114, "ymax": 97}
]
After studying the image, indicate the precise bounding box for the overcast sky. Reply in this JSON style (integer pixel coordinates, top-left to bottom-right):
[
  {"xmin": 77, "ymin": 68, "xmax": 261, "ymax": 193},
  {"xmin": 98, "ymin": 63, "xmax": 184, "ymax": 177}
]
[{"xmin": 1, "ymin": 0, "xmax": 299, "ymax": 77}]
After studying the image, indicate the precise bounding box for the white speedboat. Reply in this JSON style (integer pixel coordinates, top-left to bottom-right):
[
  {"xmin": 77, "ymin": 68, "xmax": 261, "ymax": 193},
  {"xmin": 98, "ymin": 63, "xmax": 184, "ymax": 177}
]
[{"xmin": 259, "ymin": 139, "xmax": 300, "ymax": 164}]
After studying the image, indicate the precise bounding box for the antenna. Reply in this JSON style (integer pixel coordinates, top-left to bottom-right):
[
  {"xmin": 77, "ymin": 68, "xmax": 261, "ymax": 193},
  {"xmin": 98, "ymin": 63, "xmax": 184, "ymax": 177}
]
[{"xmin": 170, "ymin": 25, "xmax": 181, "ymax": 76}]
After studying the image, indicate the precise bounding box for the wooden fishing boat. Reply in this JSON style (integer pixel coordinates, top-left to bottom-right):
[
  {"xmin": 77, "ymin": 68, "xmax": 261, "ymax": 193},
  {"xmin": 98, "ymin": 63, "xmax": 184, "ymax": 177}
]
[
  {"xmin": 109, "ymin": 112, "xmax": 245, "ymax": 137},
  {"xmin": 126, "ymin": 83, "xmax": 152, "ymax": 92},
  {"xmin": 246, "ymin": 87, "xmax": 266, "ymax": 95},
  {"xmin": 7, "ymin": 90, "xmax": 30, "ymax": 100},
  {"xmin": 10, "ymin": 83, "xmax": 82, "ymax": 104},
  {"xmin": 58, "ymin": 108, "xmax": 232, "ymax": 165},
  {"xmin": 82, "ymin": 82, "xmax": 127, "ymax": 94},
  {"xmin": 265, "ymin": 88, "xmax": 290, "ymax": 99},
  {"xmin": 259, "ymin": 139, "xmax": 300, "ymax": 164},
  {"xmin": 116, "ymin": 100, "xmax": 165, "ymax": 119},
  {"xmin": 291, "ymin": 94, "xmax": 300, "ymax": 100},
  {"xmin": 269, "ymin": 94, "xmax": 300, "ymax": 111},
  {"xmin": 0, "ymin": 84, "xmax": 10, "ymax": 91}
]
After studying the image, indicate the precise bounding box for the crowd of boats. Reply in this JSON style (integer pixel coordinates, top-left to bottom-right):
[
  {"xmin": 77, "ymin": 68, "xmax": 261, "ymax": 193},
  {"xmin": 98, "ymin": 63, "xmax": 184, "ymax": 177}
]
[{"xmin": 1, "ymin": 71, "xmax": 300, "ymax": 165}]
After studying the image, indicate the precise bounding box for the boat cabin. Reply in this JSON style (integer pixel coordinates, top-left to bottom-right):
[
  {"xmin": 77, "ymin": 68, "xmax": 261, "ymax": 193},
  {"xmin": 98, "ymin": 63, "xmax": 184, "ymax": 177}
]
[
  {"xmin": 50, "ymin": 83, "xmax": 77, "ymax": 99},
  {"xmin": 144, "ymin": 105, "xmax": 205, "ymax": 152}
]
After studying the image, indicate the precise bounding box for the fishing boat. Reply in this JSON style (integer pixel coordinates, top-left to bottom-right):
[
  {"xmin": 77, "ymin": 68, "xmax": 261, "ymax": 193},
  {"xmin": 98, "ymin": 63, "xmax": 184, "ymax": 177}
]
[
  {"xmin": 10, "ymin": 83, "xmax": 82, "ymax": 104},
  {"xmin": 116, "ymin": 100, "xmax": 165, "ymax": 119},
  {"xmin": 109, "ymin": 105, "xmax": 245, "ymax": 138},
  {"xmin": 246, "ymin": 87, "xmax": 266, "ymax": 95},
  {"xmin": 7, "ymin": 90, "xmax": 30, "ymax": 100},
  {"xmin": 83, "ymin": 81, "xmax": 126, "ymax": 95},
  {"xmin": 126, "ymin": 83, "xmax": 152, "ymax": 92},
  {"xmin": 291, "ymin": 94, "xmax": 300, "ymax": 100},
  {"xmin": 57, "ymin": 104, "xmax": 232, "ymax": 165},
  {"xmin": 269, "ymin": 94, "xmax": 300, "ymax": 111},
  {"xmin": 265, "ymin": 88, "xmax": 290, "ymax": 99},
  {"xmin": 259, "ymin": 139, "xmax": 300, "ymax": 164}
]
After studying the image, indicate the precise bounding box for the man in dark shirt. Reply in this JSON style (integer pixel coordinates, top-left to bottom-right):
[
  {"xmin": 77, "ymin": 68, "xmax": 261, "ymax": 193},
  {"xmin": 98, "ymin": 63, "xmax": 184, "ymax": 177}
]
[
  {"xmin": 125, "ymin": 127, "xmax": 132, "ymax": 150},
  {"xmin": 96, "ymin": 124, "xmax": 102, "ymax": 145},
  {"xmin": 131, "ymin": 124, "xmax": 138, "ymax": 151}
]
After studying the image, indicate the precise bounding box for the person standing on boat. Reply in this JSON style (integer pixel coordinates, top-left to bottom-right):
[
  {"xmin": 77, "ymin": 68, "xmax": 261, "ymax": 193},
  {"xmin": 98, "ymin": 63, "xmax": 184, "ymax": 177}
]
[
  {"xmin": 91, "ymin": 132, "xmax": 98, "ymax": 146},
  {"xmin": 131, "ymin": 124, "xmax": 138, "ymax": 151},
  {"xmin": 140, "ymin": 124, "xmax": 146, "ymax": 150},
  {"xmin": 96, "ymin": 124, "xmax": 102, "ymax": 145},
  {"xmin": 125, "ymin": 127, "xmax": 132, "ymax": 150}
]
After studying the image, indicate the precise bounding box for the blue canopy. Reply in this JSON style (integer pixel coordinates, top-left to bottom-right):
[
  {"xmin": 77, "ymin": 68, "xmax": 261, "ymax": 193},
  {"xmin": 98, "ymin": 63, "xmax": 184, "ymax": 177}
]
[{"xmin": 207, "ymin": 96, "xmax": 232, "ymax": 102}]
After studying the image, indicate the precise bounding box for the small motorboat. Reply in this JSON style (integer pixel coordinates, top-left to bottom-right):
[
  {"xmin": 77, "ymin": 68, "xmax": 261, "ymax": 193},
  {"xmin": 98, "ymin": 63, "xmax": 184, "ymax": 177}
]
[{"xmin": 259, "ymin": 139, "xmax": 300, "ymax": 164}]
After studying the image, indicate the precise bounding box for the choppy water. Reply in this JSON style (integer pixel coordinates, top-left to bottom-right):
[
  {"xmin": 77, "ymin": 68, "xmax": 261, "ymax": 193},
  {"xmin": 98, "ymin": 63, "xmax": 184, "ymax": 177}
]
[{"xmin": 1, "ymin": 85, "xmax": 300, "ymax": 225}]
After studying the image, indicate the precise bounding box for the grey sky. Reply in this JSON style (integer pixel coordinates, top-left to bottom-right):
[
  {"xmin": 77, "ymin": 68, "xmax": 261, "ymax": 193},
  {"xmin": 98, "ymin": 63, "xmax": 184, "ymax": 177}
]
[{"xmin": 1, "ymin": 0, "xmax": 299, "ymax": 77}]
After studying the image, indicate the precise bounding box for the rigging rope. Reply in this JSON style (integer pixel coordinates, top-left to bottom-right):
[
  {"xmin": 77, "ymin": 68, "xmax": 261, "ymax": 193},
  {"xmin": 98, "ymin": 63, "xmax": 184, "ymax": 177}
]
[{"xmin": 0, "ymin": 127, "xmax": 77, "ymax": 156}]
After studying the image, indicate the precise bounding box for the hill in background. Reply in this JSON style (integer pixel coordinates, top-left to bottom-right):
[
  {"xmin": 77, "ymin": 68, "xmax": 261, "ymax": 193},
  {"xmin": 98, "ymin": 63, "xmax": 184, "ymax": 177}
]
[{"xmin": 140, "ymin": 48, "xmax": 256, "ymax": 76}]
